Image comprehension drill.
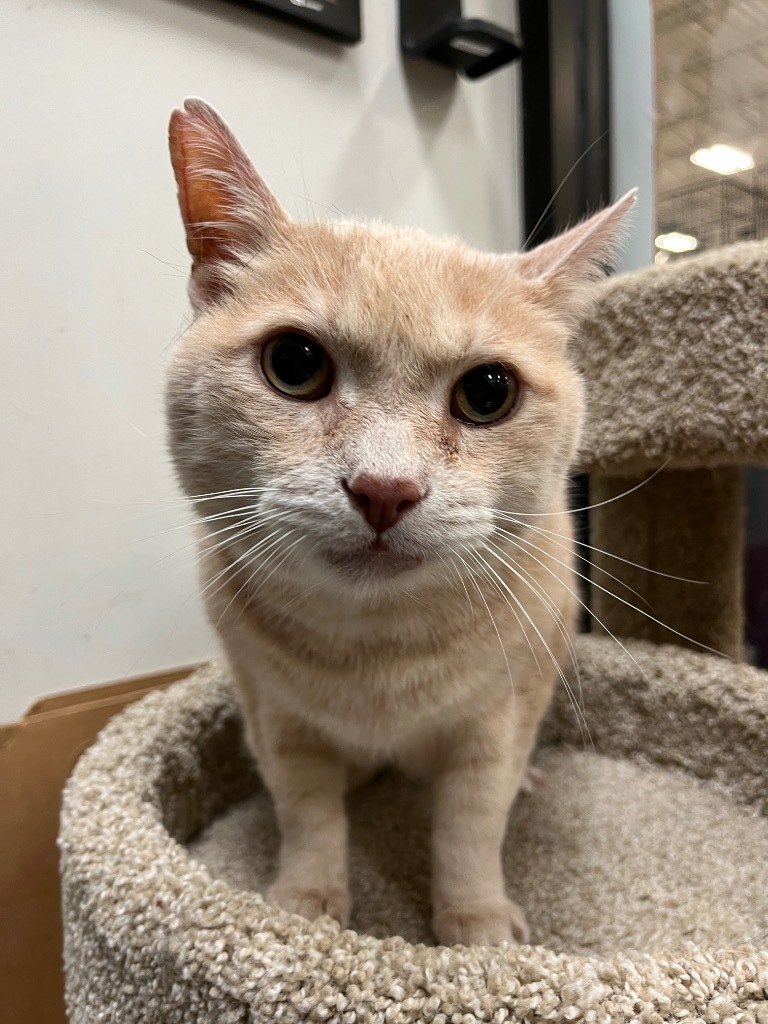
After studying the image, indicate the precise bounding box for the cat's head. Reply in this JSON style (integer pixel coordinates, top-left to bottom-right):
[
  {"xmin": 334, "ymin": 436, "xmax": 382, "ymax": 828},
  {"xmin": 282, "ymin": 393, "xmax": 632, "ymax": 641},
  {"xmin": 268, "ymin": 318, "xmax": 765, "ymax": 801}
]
[{"xmin": 166, "ymin": 99, "xmax": 634, "ymax": 601}]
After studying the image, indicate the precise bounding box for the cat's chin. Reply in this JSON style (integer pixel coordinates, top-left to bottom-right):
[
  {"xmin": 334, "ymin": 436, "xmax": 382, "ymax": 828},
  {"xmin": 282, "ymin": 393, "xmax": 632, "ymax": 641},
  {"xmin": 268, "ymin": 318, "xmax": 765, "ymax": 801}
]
[{"xmin": 323, "ymin": 539, "xmax": 425, "ymax": 581}]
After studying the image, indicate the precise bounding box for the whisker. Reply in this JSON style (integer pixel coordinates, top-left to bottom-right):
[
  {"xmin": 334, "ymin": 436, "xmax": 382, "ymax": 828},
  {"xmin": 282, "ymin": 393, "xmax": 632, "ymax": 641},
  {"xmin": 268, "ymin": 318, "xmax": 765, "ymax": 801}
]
[
  {"xmin": 136, "ymin": 503, "xmax": 264, "ymax": 543},
  {"xmin": 214, "ymin": 530, "xmax": 299, "ymax": 627},
  {"xmin": 462, "ymin": 544, "xmax": 541, "ymax": 676},
  {"xmin": 440, "ymin": 552, "xmax": 476, "ymax": 625},
  {"xmin": 153, "ymin": 507, "xmax": 262, "ymax": 549},
  {"xmin": 522, "ymin": 130, "xmax": 610, "ymax": 250},
  {"xmin": 249, "ymin": 534, "xmax": 305, "ymax": 598},
  {"xmin": 138, "ymin": 507, "xmax": 298, "ymax": 587},
  {"xmin": 470, "ymin": 543, "xmax": 591, "ymax": 746},
  {"xmin": 113, "ymin": 510, "xmax": 292, "ymax": 632},
  {"xmin": 494, "ymin": 523, "xmax": 652, "ymax": 609},
  {"xmin": 483, "ymin": 538, "xmax": 590, "ymax": 745},
  {"xmin": 452, "ymin": 555, "xmax": 476, "ymax": 626},
  {"xmin": 86, "ymin": 516, "xmax": 266, "ymax": 635},
  {"xmin": 228, "ymin": 534, "xmax": 306, "ymax": 627},
  {"xmin": 498, "ymin": 534, "xmax": 655, "ymax": 686},
  {"xmin": 484, "ymin": 537, "xmax": 576, "ymax": 670},
  {"xmin": 455, "ymin": 550, "xmax": 517, "ymax": 698},
  {"xmin": 501, "ymin": 516, "xmax": 706, "ymax": 586},
  {"xmin": 482, "ymin": 464, "xmax": 669, "ymax": 520},
  {"xmin": 198, "ymin": 507, "xmax": 301, "ymax": 558},
  {"xmin": 202, "ymin": 528, "xmax": 290, "ymax": 605},
  {"xmin": 111, "ymin": 487, "xmax": 278, "ymax": 518},
  {"xmin": 434, "ymin": 552, "xmax": 465, "ymax": 601},
  {"xmin": 179, "ymin": 486, "xmax": 277, "ymax": 502},
  {"xmin": 510, "ymin": 530, "xmax": 727, "ymax": 659},
  {"xmin": 166, "ymin": 502, "xmax": 270, "ymax": 533}
]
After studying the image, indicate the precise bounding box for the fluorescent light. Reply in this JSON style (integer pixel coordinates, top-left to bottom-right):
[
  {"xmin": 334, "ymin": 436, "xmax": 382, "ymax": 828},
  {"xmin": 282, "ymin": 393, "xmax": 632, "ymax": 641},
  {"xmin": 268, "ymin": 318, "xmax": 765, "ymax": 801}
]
[
  {"xmin": 655, "ymin": 231, "xmax": 699, "ymax": 254},
  {"xmin": 690, "ymin": 144, "xmax": 754, "ymax": 175}
]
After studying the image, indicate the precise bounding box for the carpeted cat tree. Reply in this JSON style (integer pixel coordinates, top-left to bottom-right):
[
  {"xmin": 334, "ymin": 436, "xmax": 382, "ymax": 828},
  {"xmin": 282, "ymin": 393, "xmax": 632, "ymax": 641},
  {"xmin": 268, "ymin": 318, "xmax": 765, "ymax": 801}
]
[{"xmin": 60, "ymin": 240, "xmax": 768, "ymax": 1023}]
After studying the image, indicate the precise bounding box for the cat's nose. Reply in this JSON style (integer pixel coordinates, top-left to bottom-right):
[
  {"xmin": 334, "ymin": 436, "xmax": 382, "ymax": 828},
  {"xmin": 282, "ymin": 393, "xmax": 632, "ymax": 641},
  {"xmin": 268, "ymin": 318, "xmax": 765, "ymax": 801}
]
[{"xmin": 343, "ymin": 474, "xmax": 423, "ymax": 534}]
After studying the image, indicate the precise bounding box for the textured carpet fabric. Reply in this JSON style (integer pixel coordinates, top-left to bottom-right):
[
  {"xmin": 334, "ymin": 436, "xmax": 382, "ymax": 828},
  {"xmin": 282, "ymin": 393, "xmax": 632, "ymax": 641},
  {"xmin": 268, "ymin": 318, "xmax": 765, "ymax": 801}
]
[
  {"xmin": 574, "ymin": 239, "xmax": 768, "ymax": 476},
  {"xmin": 60, "ymin": 639, "xmax": 768, "ymax": 1023},
  {"xmin": 192, "ymin": 748, "xmax": 768, "ymax": 956},
  {"xmin": 572, "ymin": 238, "xmax": 768, "ymax": 657},
  {"xmin": 589, "ymin": 467, "xmax": 744, "ymax": 657}
]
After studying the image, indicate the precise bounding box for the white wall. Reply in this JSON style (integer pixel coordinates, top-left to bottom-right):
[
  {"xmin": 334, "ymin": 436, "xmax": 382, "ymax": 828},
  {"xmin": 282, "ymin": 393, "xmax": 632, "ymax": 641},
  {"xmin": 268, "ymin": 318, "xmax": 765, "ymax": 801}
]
[{"xmin": 1, "ymin": 0, "xmax": 521, "ymax": 721}]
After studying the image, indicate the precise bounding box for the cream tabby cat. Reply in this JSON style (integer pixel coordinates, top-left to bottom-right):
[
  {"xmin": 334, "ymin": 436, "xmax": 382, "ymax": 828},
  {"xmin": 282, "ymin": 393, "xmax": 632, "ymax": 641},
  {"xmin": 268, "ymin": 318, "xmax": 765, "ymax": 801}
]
[{"xmin": 166, "ymin": 98, "xmax": 635, "ymax": 946}]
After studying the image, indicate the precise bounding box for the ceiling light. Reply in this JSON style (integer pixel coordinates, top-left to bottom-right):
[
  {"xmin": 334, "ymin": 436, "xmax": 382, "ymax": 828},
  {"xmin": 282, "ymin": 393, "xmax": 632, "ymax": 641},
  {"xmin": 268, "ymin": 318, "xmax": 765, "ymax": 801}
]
[
  {"xmin": 655, "ymin": 231, "xmax": 699, "ymax": 254},
  {"xmin": 690, "ymin": 144, "xmax": 754, "ymax": 175}
]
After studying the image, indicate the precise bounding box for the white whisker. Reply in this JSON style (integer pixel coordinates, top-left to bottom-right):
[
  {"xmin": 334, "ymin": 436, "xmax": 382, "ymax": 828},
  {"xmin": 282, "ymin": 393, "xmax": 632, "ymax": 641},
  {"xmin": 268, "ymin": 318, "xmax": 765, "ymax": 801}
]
[
  {"xmin": 483, "ymin": 537, "xmax": 589, "ymax": 745},
  {"xmin": 482, "ymin": 464, "xmax": 669, "ymax": 520},
  {"xmin": 498, "ymin": 532, "xmax": 653, "ymax": 685},
  {"xmin": 214, "ymin": 530, "xmax": 300, "ymax": 627},
  {"xmin": 501, "ymin": 515, "xmax": 706, "ymax": 586},
  {"xmin": 249, "ymin": 534, "xmax": 305, "ymax": 597},
  {"xmin": 494, "ymin": 523, "xmax": 651, "ymax": 609},
  {"xmin": 510, "ymin": 529, "xmax": 727, "ymax": 659},
  {"xmin": 202, "ymin": 528, "xmax": 289, "ymax": 605},
  {"xmin": 469, "ymin": 543, "xmax": 591, "ymax": 746},
  {"xmin": 455, "ymin": 550, "xmax": 517, "ymax": 698}
]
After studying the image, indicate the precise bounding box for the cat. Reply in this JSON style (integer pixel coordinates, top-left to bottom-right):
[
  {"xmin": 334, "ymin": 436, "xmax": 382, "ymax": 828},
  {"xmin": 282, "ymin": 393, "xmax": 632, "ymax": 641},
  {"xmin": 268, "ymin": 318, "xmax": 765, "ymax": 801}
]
[{"xmin": 165, "ymin": 97, "xmax": 635, "ymax": 946}]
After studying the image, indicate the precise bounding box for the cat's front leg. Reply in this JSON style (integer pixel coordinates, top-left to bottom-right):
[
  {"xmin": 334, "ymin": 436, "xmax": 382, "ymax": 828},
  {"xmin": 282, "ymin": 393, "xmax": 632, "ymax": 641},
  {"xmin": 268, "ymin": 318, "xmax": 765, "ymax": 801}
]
[
  {"xmin": 430, "ymin": 713, "xmax": 537, "ymax": 947},
  {"xmin": 259, "ymin": 713, "xmax": 351, "ymax": 926}
]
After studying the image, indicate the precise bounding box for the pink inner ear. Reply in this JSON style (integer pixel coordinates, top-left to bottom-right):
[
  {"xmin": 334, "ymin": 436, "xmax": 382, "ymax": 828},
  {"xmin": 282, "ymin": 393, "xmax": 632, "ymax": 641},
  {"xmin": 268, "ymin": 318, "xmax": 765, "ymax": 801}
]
[
  {"xmin": 169, "ymin": 103, "xmax": 244, "ymax": 266},
  {"xmin": 169, "ymin": 113, "xmax": 208, "ymax": 263},
  {"xmin": 168, "ymin": 98, "xmax": 288, "ymax": 269}
]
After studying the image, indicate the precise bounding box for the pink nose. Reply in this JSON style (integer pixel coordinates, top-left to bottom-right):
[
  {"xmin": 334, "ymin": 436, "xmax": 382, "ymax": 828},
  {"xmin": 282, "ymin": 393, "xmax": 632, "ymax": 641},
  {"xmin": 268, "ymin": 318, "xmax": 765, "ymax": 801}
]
[{"xmin": 344, "ymin": 474, "xmax": 423, "ymax": 534}]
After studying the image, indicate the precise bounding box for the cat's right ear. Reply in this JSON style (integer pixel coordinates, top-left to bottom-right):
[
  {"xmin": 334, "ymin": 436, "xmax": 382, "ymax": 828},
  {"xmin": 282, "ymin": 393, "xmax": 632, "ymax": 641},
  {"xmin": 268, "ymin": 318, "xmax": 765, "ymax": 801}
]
[{"xmin": 169, "ymin": 98, "xmax": 289, "ymax": 310}]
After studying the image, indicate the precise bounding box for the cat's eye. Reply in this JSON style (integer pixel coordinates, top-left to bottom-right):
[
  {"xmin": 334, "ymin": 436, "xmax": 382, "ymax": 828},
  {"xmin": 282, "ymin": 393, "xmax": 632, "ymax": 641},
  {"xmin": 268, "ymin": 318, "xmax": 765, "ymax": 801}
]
[
  {"xmin": 261, "ymin": 332, "xmax": 333, "ymax": 400},
  {"xmin": 451, "ymin": 363, "xmax": 520, "ymax": 425}
]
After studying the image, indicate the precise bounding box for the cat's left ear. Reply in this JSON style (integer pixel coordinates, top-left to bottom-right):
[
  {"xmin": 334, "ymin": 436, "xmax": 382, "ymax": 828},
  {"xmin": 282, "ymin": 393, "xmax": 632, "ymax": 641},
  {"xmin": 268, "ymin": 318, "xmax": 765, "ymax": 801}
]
[
  {"xmin": 512, "ymin": 190, "xmax": 637, "ymax": 316},
  {"xmin": 169, "ymin": 98, "xmax": 290, "ymax": 310}
]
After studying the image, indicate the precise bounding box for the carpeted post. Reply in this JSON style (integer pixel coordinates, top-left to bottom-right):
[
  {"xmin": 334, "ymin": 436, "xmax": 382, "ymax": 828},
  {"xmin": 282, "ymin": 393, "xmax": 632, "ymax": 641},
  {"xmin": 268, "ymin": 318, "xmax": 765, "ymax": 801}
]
[{"xmin": 589, "ymin": 467, "xmax": 744, "ymax": 658}]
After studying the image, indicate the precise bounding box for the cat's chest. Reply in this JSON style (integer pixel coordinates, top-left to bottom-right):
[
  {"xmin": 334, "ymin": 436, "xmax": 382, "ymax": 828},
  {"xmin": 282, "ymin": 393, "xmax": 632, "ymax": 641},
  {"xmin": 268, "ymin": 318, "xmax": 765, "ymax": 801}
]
[
  {"xmin": 271, "ymin": 653, "xmax": 501, "ymax": 759},
  {"xmin": 233, "ymin": 603, "xmax": 533, "ymax": 756}
]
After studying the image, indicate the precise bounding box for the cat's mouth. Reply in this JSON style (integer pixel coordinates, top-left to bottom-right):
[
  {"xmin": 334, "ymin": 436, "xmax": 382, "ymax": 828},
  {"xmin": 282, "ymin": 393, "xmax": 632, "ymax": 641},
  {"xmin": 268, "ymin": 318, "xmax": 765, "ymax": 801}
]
[{"xmin": 324, "ymin": 538, "xmax": 424, "ymax": 578}]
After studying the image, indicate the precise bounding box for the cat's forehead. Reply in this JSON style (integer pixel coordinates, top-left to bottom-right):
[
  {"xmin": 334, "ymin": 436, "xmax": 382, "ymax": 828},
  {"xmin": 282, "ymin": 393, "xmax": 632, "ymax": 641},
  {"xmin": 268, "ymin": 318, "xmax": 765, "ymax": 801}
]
[{"xmin": 237, "ymin": 219, "xmax": 556, "ymax": 375}]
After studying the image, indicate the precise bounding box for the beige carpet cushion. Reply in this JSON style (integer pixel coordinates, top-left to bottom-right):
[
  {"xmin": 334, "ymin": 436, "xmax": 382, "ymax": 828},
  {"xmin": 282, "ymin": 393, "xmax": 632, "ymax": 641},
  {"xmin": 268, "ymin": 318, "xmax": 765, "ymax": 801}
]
[
  {"xmin": 60, "ymin": 638, "xmax": 768, "ymax": 1023},
  {"xmin": 191, "ymin": 747, "xmax": 768, "ymax": 956}
]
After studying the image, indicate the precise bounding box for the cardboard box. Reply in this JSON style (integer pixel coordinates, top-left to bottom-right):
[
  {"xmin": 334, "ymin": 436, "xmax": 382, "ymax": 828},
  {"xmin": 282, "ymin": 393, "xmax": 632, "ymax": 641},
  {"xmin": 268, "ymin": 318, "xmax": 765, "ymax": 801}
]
[{"xmin": 0, "ymin": 666, "xmax": 196, "ymax": 1024}]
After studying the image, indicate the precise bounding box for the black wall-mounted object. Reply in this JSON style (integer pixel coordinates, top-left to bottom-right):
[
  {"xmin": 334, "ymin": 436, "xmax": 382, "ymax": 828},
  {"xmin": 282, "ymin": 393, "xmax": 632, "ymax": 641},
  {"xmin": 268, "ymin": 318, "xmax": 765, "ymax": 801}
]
[
  {"xmin": 400, "ymin": 0, "xmax": 522, "ymax": 79},
  {"xmin": 232, "ymin": 0, "xmax": 361, "ymax": 45}
]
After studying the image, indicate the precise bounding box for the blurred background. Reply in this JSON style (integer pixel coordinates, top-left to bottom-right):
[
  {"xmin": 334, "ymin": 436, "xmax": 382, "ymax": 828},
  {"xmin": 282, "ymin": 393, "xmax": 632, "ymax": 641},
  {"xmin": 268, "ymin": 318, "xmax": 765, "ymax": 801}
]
[
  {"xmin": 1, "ymin": 0, "xmax": 766, "ymax": 724},
  {"xmin": 652, "ymin": 0, "xmax": 768, "ymax": 667}
]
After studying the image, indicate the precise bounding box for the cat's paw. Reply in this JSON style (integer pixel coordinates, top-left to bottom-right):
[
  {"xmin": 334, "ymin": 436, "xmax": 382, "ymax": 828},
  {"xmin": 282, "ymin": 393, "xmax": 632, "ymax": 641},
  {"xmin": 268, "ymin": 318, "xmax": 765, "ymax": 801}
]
[
  {"xmin": 268, "ymin": 880, "xmax": 351, "ymax": 927},
  {"xmin": 433, "ymin": 898, "xmax": 530, "ymax": 946}
]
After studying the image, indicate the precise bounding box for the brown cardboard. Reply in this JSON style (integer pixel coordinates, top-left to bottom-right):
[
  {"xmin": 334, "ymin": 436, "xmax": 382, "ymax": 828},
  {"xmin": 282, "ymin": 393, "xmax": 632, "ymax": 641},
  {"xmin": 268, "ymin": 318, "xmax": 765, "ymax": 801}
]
[{"xmin": 0, "ymin": 666, "xmax": 197, "ymax": 1024}]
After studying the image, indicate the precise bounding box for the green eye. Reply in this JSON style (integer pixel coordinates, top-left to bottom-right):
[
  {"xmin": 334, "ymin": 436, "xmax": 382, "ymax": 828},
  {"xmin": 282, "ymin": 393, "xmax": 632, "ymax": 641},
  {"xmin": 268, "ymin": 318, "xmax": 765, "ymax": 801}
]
[
  {"xmin": 451, "ymin": 363, "xmax": 519, "ymax": 425},
  {"xmin": 261, "ymin": 332, "xmax": 333, "ymax": 400}
]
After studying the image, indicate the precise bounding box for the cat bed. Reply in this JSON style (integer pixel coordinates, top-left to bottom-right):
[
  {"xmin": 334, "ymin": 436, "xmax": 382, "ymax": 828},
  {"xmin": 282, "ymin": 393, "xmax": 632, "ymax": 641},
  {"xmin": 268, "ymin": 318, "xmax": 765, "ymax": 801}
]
[{"xmin": 60, "ymin": 637, "xmax": 768, "ymax": 1023}]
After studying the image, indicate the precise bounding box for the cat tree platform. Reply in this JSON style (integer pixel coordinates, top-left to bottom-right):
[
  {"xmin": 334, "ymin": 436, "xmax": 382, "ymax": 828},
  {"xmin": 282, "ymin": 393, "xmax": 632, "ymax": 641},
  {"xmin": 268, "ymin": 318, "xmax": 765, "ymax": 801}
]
[
  {"xmin": 574, "ymin": 239, "xmax": 768, "ymax": 477},
  {"xmin": 60, "ymin": 644, "xmax": 768, "ymax": 1022},
  {"xmin": 60, "ymin": 238, "xmax": 768, "ymax": 1022},
  {"xmin": 573, "ymin": 239, "xmax": 768, "ymax": 659}
]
